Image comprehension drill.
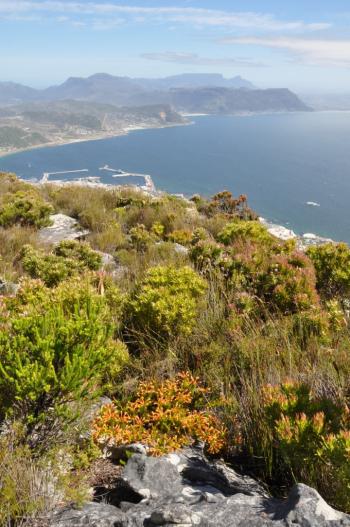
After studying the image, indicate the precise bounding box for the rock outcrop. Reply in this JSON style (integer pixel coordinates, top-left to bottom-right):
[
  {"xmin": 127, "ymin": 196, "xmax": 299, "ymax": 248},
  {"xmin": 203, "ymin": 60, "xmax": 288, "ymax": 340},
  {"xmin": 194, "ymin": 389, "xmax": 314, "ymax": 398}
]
[
  {"xmin": 51, "ymin": 447, "xmax": 350, "ymax": 526},
  {"xmin": 39, "ymin": 213, "xmax": 89, "ymax": 245}
]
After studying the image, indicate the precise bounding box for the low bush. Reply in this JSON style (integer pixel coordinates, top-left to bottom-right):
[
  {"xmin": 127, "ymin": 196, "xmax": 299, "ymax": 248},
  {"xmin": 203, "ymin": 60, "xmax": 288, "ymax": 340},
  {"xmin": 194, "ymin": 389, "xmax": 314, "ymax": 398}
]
[
  {"xmin": 93, "ymin": 372, "xmax": 226, "ymax": 455},
  {"xmin": 218, "ymin": 220, "xmax": 274, "ymax": 246},
  {"xmin": 0, "ymin": 190, "xmax": 53, "ymax": 229},
  {"xmin": 166, "ymin": 228, "xmax": 193, "ymax": 245},
  {"xmin": 21, "ymin": 240, "xmax": 102, "ymax": 286},
  {"xmin": 129, "ymin": 223, "xmax": 156, "ymax": 252},
  {"xmin": 307, "ymin": 243, "xmax": 350, "ymax": 299},
  {"xmin": 0, "ymin": 225, "xmax": 39, "ymax": 279},
  {"xmin": 0, "ymin": 276, "xmax": 129, "ymax": 447},
  {"xmin": 256, "ymin": 382, "xmax": 350, "ymax": 511},
  {"xmin": 257, "ymin": 253, "xmax": 319, "ymax": 314},
  {"xmin": 127, "ymin": 265, "xmax": 207, "ymax": 340},
  {"xmin": 195, "ymin": 191, "xmax": 256, "ymax": 221}
]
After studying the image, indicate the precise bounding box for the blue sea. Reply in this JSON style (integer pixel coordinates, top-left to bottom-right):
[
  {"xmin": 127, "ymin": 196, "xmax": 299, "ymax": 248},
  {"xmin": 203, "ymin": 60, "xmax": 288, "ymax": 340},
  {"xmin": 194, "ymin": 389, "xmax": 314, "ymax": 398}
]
[{"xmin": 1, "ymin": 112, "xmax": 350, "ymax": 242}]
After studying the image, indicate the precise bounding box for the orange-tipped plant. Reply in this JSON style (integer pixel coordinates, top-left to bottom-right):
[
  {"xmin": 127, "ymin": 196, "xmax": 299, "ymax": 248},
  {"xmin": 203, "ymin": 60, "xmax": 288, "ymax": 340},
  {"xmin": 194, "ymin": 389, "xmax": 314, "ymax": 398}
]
[{"xmin": 93, "ymin": 372, "xmax": 226, "ymax": 456}]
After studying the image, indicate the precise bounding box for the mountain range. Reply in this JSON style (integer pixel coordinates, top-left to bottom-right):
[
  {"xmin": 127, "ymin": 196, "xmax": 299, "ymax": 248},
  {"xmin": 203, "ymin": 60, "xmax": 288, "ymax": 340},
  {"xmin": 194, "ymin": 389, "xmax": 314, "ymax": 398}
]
[{"xmin": 0, "ymin": 73, "xmax": 311, "ymax": 114}]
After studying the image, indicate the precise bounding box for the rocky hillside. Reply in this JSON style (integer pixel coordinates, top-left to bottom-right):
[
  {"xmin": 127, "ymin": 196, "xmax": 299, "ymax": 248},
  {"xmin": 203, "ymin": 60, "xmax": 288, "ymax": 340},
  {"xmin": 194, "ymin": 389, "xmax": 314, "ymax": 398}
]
[
  {"xmin": 0, "ymin": 100, "xmax": 187, "ymax": 154},
  {"xmin": 1, "ymin": 175, "xmax": 350, "ymax": 525},
  {"xmin": 52, "ymin": 447, "xmax": 350, "ymax": 526}
]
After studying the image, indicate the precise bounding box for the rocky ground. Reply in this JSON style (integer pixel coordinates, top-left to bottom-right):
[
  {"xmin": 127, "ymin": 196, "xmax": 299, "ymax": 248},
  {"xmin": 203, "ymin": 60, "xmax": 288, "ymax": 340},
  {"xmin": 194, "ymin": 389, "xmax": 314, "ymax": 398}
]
[{"xmin": 50, "ymin": 447, "xmax": 350, "ymax": 527}]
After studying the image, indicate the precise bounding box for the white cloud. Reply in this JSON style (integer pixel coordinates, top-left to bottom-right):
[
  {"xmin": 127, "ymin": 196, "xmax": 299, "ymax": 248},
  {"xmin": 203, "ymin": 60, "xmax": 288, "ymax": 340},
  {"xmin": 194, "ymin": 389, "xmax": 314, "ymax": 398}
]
[
  {"xmin": 142, "ymin": 51, "xmax": 264, "ymax": 68},
  {"xmin": 0, "ymin": 2, "xmax": 331, "ymax": 32},
  {"xmin": 221, "ymin": 36, "xmax": 350, "ymax": 66}
]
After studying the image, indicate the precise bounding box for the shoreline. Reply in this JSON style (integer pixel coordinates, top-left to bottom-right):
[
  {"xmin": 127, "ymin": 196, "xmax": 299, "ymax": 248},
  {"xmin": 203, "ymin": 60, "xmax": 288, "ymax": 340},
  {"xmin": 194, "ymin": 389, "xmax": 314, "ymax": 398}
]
[
  {"xmin": 0, "ymin": 119, "xmax": 192, "ymax": 160},
  {"xmin": 2, "ymin": 109, "xmax": 341, "ymax": 160}
]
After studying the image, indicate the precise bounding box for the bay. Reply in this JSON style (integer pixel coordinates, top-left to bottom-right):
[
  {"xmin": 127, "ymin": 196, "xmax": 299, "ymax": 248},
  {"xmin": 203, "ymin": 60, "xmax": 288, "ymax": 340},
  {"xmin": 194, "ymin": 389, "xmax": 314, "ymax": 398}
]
[{"xmin": 1, "ymin": 112, "xmax": 350, "ymax": 242}]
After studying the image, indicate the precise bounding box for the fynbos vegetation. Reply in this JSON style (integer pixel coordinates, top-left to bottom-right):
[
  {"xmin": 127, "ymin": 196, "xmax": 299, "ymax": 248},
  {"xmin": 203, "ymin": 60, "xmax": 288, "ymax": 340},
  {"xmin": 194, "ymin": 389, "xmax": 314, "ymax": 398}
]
[{"xmin": 0, "ymin": 171, "xmax": 350, "ymax": 524}]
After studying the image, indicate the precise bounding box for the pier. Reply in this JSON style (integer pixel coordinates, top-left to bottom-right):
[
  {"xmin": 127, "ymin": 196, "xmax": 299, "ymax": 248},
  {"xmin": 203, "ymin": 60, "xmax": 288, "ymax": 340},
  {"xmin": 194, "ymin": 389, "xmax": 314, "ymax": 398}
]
[
  {"xmin": 41, "ymin": 169, "xmax": 89, "ymax": 183},
  {"xmin": 100, "ymin": 165, "xmax": 156, "ymax": 193},
  {"xmin": 39, "ymin": 165, "xmax": 156, "ymax": 194}
]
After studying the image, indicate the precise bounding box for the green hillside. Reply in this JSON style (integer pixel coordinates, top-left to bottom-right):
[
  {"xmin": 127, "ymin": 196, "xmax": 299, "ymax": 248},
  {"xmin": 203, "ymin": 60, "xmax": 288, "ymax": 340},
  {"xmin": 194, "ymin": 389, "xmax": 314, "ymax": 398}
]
[{"xmin": 0, "ymin": 172, "xmax": 349, "ymax": 523}]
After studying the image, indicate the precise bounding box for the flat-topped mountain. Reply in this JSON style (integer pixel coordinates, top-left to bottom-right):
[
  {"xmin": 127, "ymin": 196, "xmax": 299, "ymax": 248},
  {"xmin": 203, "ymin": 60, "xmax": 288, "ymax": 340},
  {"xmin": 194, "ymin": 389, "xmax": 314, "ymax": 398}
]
[
  {"xmin": 135, "ymin": 73, "xmax": 255, "ymax": 90},
  {"xmin": 169, "ymin": 87, "xmax": 310, "ymax": 113},
  {"xmin": 0, "ymin": 73, "xmax": 311, "ymax": 114}
]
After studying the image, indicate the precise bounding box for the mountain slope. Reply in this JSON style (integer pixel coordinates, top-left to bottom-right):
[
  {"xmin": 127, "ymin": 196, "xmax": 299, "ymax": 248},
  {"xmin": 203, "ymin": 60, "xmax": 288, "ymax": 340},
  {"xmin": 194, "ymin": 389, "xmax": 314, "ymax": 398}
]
[
  {"xmin": 169, "ymin": 87, "xmax": 311, "ymax": 113},
  {"xmin": 0, "ymin": 81, "xmax": 40, "ymax": 105},
  {"xmin": 135, "ymin": 73, "xmax": 255, "ymax": 90},
  {"xmin": 0, "ymin": 74, "xmax": 311, "ymax": 114}
]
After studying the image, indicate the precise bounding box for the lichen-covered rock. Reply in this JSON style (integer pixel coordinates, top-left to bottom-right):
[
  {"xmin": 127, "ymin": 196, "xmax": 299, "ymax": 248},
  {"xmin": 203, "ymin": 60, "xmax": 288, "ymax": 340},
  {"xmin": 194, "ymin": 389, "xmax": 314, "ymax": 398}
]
[
  {"xmin": 51, "ymin": 502, "xmax": 126, "ymax": 526},
  {"xmin": 50, "ymin": 448, "xmax": 350, "ymax": 527}
]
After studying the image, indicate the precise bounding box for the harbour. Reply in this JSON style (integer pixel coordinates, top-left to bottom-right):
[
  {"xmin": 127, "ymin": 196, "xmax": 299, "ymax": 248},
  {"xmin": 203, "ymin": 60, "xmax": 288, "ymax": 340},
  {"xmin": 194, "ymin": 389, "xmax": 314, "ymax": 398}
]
[{"xmin": 38, "ymin": 165, "xmax": 157, "ymax": 193}]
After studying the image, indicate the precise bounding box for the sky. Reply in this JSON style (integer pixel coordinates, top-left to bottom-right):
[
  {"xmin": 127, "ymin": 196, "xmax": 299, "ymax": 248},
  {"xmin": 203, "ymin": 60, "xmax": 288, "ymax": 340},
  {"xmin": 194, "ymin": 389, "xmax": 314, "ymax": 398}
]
[{"xmin": 1, "ymin": 0, "xmax": 350, "ymax": 93}]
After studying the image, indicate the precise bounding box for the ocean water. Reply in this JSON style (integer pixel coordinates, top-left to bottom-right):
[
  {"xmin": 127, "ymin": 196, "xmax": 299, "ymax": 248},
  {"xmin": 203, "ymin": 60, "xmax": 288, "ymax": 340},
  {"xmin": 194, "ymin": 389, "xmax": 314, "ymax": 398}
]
[{"xmin": 1, "ymin": 112, "xmax": 350, "ymax": 242}]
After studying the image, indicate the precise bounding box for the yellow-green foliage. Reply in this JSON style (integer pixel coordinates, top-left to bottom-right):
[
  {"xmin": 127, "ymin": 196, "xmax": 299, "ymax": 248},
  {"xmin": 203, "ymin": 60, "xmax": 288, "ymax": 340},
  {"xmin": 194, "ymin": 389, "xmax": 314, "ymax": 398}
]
[
  {"xmin": 218, "ymin": 220, "xmax": 274, "ymax": 246},
  {"xmin": 129, "ymin": 223, "xmax": 156, "ymax": 252},
  {"xmin": 2, "ymin": 173, "xmax": 350, "ymax": 515},
  {"xmin": 259, "ymin": 382, "xmax": 350, "ymax": 511},
  {"xmin": 166, "ymin": 229, "xmax": 193, "ymax": 245},
  {"xmin": 21, "ymin": 240, "xmax": 102, "ymax": 286},
  {"xmin": 0, "ymin": 190, "xmax": 53, "ymax": 229},
  {"xmin": 128, "ymin": 265, "xmax": 207, "ymax": 338},
  {"xmin": 93, "ymin": 372, "xmax": 226, "ymax": 455},
  {"xmin": 0, "ymin": 225, "xmax": 39, "ymax": 279},
  {"xmin": 0, "ymin": 275, "xmax": 128, "ymax": 444},
  {"xmin": 0, "ymin": 172, "xmax": 53, "ymax": 229},
  {"xmin": 307, "ymin": 242, "xmax": 350, "ymax": 299}
]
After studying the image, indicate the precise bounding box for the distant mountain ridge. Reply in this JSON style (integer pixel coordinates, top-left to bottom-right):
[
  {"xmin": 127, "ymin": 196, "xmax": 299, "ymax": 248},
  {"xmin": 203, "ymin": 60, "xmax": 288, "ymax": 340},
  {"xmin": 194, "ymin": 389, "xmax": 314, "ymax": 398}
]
[
  {"xmin": 0, "ymin": 81, "xmax": 39, "ymax": 105},
  {"xmin": 0, "ymin": 73, "xmax": 311, "ymax": 114}
]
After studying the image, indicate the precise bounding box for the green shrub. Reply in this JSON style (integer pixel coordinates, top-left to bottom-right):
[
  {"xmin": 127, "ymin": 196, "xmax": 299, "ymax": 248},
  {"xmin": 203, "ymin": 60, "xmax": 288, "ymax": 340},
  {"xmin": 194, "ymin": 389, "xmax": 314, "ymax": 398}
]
[
  {"xmin": 167, "ymin": 229, "xmax": 193, "ymax": 246},
  {"xmin": 0, "ymin": 190, "xmax": 53, "ymax": 229},
  {"xmin": 129, "ymin": 223, "xmax": 155, "ymax": 252},
  {"xmin": 257, "ymin": 253, "xmax": 319, "ymax": 314},
  {"xmin": 258, "ymin": 382, "xmax": 350, "ymax": 511},
  {"xmin": 151, "ymin": 221, "xmax": 165, "ymax": 238},
  {"xmin": 128, "ymin": 265, "xmax": 207, "ymax": 339},
  {"xmin": 21, "ymin": 240, "xmax": 102, "ymax": 286},
  {"xmin": 291, "ymin": 308, "xmax": 330, "ymax": 347},
  {"xmin": 307, "ymin": 243, "xmax": 350, "ymax": 299},
  {"xmin": 218, "ymin": 220, "xmax": 274, "ymax": 246},
  {"xmin": 0, "ymin": 276, "xmax": 129, "ymax": 447}
]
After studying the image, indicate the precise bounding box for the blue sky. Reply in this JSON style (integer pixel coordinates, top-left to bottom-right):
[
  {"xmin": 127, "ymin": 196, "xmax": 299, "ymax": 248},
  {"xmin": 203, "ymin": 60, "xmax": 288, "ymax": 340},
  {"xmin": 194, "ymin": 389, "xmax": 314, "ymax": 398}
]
[{"xmin": 1, "ymin": 0, "xmax": 350, "ymax": 93}]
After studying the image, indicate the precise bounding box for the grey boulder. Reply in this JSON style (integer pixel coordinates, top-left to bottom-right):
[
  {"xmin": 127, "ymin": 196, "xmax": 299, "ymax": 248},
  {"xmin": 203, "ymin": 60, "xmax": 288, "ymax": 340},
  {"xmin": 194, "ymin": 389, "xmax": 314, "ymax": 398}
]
[
  {"xmin": 51, "ymin": 502, "xmax": 126, "ymax": 526},
  {"xmin": 39, "ymin": 213, "xmax": 89, "ymax": 244},
  {"xmin": 51, "ymin": 447, "xmax": 350, "ymax": 526}
]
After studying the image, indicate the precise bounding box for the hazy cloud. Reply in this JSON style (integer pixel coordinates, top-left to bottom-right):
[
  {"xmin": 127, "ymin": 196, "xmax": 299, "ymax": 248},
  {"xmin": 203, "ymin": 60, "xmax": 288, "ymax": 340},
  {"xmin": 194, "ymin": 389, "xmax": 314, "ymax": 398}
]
[
  {"xmin": 221, "ymin": 36, "xmax": 350, "ymax": 66},
  {"xmin": 142, "ymin": 51, "xmax": 264, "ymax": 68},
  {"xmin": 0, "ymin": 2, "xmax": 331, "ymax": 32}
]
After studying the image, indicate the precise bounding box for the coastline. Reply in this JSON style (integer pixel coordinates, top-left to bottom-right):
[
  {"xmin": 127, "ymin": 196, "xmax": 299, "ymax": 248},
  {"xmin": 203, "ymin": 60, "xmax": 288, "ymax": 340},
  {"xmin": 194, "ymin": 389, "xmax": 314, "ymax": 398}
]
[
  {"xmin": 0, "ymin": 110, "xmax": 328, "ymax": 160},
  {"xmin": 0, "ymin": 119, "xmax": 192, "ymax": 160}
]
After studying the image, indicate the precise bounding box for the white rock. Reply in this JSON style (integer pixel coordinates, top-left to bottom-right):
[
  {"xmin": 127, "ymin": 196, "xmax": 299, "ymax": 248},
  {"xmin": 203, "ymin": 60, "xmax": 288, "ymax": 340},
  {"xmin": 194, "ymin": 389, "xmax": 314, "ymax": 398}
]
[{"xmin": 39, "ymin": 213, "xmax": 89, "ymax": 244}]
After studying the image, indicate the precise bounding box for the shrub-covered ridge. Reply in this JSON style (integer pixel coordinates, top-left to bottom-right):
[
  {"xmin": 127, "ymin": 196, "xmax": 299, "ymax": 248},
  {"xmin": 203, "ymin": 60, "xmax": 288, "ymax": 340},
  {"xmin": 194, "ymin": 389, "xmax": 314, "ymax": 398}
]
[{"xmin": 0, "ymin": 171, "xmax": 350, "ymax": 523}]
